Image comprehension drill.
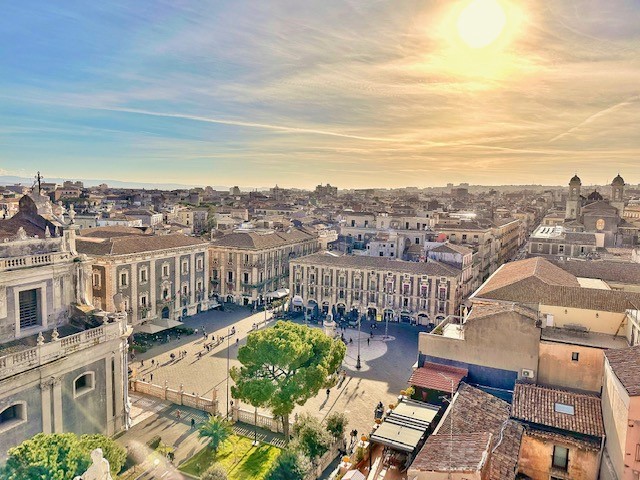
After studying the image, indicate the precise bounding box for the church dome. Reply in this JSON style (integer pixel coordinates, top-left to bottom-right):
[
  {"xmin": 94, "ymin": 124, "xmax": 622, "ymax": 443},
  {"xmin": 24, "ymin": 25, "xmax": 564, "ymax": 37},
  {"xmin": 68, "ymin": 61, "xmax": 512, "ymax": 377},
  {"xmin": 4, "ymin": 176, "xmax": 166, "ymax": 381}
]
[
  {"xmin": 612, "ymin": 174, "xmax": 625, "ymax": 186},
  {"xmin": 569, "ymin": 174, "xmax": 581, "ymax": 185},
  {"xmin": 588, "ymin": 190, "xmax": 603, "ymax": 201}
]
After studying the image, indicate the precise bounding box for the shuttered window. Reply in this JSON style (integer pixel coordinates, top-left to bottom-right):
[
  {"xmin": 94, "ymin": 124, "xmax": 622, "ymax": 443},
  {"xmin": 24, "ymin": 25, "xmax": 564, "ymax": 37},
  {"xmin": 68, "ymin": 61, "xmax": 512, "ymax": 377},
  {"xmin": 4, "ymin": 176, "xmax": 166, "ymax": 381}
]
[{"xmin": 19, "ymin": 289, "xmax": 39, "ymax": 328}]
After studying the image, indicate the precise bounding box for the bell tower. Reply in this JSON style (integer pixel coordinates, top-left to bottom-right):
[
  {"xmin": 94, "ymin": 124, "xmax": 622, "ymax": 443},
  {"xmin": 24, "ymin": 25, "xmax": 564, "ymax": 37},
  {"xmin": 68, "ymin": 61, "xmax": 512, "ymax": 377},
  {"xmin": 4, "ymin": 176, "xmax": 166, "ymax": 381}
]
[
  {"xmin": 611, "ymin": 174, "xmax": 625, "ymax": 215},
  {"xmin": 565, "ymin": 174, "xmax": 582, "ymax": 220}
]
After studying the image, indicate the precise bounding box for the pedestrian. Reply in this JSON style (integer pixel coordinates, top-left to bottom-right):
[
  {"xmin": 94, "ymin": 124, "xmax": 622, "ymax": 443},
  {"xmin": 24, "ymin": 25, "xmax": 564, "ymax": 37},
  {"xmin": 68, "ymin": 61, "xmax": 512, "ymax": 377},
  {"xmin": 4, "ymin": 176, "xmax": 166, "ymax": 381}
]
[
  {"xmin": 190, "ymin": 418, "xmax": 196, "ymax": 429},
  {"xmin": 150, "ymin": 373, "xmax": 153, "ymax": 381},
  {"xmin": 211, "ymin": 334, "xmax": 215, "ymax": 342},
  {"xmin": 367, "ymin": 337, "xmax": 370, "ymax": 346},
  {"xmin": 141, "ymin": 360, "xmax": 144, "ymax": 367},
  {"xmin": 236, "ymin": 338, "xmax": 239, "ymax": 346},
  {"xmin": 176, "ymin": 410, "xmax": 181, "ymax": 419},
  {"xmin": 151, "ymin": 359, "xmax": 155, "ymax": 366},
  {"xmin": 195, "ymin": 328, "xmax": 198, "ymax": 335},
  {"xmin": 349, "ymin": 338, "xmax": 353, "ymax": 344},
  {"xmin": 326, "ymin": 388, "xmax": 330, "ymax": 397},
  {"xmin": 143, "ymin": 377, "xmax": 146, "ymax": 382}
]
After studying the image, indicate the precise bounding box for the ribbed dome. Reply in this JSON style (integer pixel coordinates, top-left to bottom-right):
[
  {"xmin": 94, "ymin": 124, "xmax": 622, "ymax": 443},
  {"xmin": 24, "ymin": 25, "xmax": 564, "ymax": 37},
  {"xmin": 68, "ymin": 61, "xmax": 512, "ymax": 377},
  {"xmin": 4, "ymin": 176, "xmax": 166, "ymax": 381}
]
[
  {"xmin": 588, "ymin": 190, "xmax": 603, "ymax": 201},
  {"xmin": 569, "ymin": 174, "xmax": 581, "ymax": 185},
  {"xmin": 612, "ymin": 174, "xmax": 625, "ymax": 186}
]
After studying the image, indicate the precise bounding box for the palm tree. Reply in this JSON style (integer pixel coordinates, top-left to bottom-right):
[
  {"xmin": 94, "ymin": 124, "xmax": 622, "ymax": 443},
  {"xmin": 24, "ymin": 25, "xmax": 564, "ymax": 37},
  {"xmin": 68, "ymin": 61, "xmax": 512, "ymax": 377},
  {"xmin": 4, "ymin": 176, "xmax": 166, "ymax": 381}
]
[{"xmin": 198, "ymin": 416, "xmax": 233, "ymax": 454}]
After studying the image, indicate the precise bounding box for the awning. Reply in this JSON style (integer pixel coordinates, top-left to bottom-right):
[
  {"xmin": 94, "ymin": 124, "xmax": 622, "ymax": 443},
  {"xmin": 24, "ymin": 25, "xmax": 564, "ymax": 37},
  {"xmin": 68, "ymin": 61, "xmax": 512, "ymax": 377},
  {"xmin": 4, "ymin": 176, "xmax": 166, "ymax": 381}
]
[
  {"xmin": 291, "ymin": 295, "xmax": 304, "ymax": 306},
  {"xmin": 133, "ymin": 319, "xmax": 183, "ymax": 334},
  {"xmin": 266, "ymin": 288, "xmax": 290, "ymax": 299},
  {"xmin": 342, "ymin": 471, "xmax": 366, "ymax": 480},
  {"xmin": 369, "ymin": 399, "xmax": 440, "ymax": 453},
  {"xmin": 409, "ymin": 362, "xmax": 468, "ymax": 392}
]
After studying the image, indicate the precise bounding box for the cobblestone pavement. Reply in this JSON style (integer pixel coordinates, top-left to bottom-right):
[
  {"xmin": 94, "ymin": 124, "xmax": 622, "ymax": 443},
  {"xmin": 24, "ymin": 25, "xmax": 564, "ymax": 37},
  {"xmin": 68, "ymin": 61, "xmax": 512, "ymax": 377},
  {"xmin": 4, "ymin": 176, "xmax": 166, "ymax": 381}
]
[{"xmin": 130, "ymin": 306, "xmax": 427, "ymax": 438}]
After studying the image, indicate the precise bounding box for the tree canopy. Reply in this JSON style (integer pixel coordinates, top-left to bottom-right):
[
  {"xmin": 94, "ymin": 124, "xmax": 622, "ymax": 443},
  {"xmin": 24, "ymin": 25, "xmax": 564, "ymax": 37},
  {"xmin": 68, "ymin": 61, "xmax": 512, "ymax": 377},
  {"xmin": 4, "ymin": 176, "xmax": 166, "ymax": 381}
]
[
  {"xmin": 230, "ymin": 321, "xmax": 346, "ymax": 439},
  {"xmin": 2, "ymin": 432, "xmax": 126, "ymax": 480},
  {"xmin": 198, "ymin": 416, "xmax": 233, "ymax": 453},
  {"xmin": 265, "ymin": 449, "xmax": 310, "ymax": 480}
]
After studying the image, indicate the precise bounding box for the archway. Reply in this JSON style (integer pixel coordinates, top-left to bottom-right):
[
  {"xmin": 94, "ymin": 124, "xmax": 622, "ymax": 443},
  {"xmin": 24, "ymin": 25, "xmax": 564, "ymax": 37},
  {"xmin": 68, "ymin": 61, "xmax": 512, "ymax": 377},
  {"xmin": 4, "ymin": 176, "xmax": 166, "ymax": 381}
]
[
  {"xmin": 400, "ymin": 310, "xmax": 412, "ymax": 323},
  {"xmin": 367, "ymin": 307, "xmax": 377, "ymax": 321},
  {"xmin": 307, "ymin": 300, "xmax": 319, "ymax": 320},
  {"xmin": 417, "ymin": 313, "xmax": 430, "ymax": 327},
  {"xmin": 197, "ymin": 304, "xmax": 202, "ymax": 314},
  {"xmin": 161, "ymin": 306, "xmax": 170, "ymax": 319},
  {"xmin": 336, "ymin": 303, "xmax": 346, "ymax": 318},
  {"xmin": 226, "ymin": 295, "xmax": 234, "ymax": 303},
  {"xmin": 182, "ymin": 308, "xmax": 188, "ymax": 318},
  {"xmin": 322, "ymin": 301, "xmax": 329, "ymax": 315}
]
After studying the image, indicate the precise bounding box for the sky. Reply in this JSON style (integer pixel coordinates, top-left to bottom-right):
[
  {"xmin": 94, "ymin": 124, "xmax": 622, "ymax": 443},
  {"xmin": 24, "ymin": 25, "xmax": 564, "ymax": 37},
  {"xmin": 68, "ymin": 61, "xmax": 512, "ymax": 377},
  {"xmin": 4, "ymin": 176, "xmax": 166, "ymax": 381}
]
[{"xmin": 1, "ymin": 0, "xmax": 639, "ymax": 189}]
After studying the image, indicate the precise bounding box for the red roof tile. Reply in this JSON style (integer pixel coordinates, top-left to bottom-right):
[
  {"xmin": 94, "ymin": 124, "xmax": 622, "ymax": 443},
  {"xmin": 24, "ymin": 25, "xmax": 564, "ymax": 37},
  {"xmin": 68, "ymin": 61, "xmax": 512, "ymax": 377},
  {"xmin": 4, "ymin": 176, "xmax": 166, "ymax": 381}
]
[{"xmin": 409, "ymin": 362, "xmax": 468, "ymax": 392}]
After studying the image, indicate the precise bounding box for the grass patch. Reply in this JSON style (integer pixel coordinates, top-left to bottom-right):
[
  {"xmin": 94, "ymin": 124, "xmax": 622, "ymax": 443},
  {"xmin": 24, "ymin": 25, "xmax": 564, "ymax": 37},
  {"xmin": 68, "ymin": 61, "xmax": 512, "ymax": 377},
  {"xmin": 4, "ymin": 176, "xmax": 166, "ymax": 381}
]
[{"xmin": 179, "ymin": 435, "xmax": 281, "ymax": 480}]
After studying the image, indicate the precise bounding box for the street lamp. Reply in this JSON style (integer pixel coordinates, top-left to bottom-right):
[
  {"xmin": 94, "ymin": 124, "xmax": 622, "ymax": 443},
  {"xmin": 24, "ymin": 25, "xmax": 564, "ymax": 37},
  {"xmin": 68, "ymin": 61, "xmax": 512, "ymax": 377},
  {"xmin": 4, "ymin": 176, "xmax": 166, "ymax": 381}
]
[
  {"xmin": 438, "ymin": 372, "xmax": 455, "ymax": 480},
  {"xmin": 252, "ymin": 405, "xmax": 259, "ymax": 446},
  {"xmin": 226, "ymin": 326, "xmax": 233, "ymax": 418},
  {"xmin": 355, "ymin": 308, "xmax": 362, "ymax": 370}
]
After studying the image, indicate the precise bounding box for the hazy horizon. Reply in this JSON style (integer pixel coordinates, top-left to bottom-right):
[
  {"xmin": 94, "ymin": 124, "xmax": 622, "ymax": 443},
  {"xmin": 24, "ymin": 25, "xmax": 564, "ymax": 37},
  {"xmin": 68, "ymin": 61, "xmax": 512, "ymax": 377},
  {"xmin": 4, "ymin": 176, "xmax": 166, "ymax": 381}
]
[{"xmin": 2, "ymin": 0, "xmax": 639, "ymax": 188}]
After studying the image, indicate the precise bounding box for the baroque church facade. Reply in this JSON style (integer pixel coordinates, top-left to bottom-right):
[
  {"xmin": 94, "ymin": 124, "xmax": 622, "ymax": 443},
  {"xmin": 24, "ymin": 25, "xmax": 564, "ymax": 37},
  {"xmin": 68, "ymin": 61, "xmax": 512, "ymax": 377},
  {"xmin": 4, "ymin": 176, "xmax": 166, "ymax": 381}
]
[
  {"xmin": 0, "ymin": 190, "xmax": 131, "ymax": 462},
  {"xmin": 564, "ymin": 174, "xmax": 638, "ymax": 248}
]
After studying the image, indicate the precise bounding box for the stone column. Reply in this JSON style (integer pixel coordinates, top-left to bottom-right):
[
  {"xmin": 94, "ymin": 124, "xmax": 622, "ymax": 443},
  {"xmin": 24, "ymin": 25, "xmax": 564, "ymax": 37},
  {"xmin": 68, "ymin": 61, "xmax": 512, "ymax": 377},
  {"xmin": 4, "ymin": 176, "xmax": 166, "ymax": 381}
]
[
  {"xmin": 174, "ymin": 255, "xmax": 181, "ymax": 318},
  {"xmin": 113, "ymin": 351, "xmax": 124, "ymax": 432},
  {"xmin": 52, "ymin": 377, "xmax": 63, "ymax": 432},
  {"xmin": 105, "ymin": 355, "xmax": 113, "ymax": 434},
  {"xmin": 40, "ymin": 379, "xmax": 53, "ymax": 434},
  {"xmin": 130, "ymin": 262, "xmax": 138, "ymax": 322},
  {"xmin": 190, "ymin": 251, "xmax": 196, "ymax": 309}
]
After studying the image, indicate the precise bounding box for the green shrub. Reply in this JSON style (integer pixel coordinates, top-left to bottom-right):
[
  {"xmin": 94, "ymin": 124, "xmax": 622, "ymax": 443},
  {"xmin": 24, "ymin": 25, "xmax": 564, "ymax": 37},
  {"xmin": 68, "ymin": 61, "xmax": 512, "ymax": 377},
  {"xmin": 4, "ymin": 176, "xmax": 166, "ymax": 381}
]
[
  {"xmin": 325, "ymin": 412, "xmax": 348, "ymax": 439},
  {"xmin": 147, "ymin": 435, "xmax": 161, "ymax": 450},
  {"xmin": 291, "ymin": 413, "xmax": 332, "ymax": 460}
]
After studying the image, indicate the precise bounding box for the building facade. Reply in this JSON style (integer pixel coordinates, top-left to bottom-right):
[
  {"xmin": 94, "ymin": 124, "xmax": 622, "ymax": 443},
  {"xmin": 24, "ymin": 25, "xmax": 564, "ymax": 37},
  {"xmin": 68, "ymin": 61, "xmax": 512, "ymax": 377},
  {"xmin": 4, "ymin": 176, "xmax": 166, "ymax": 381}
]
[
  {"xmin": 76, "ymin": 228, "xmax": 209, "ymax": 325},
  {"xmin": 0, "ymin": 192, "xmax": 131, "ymax": 462},
  {"xmin": 290, "ymin": 253, "xmax": 463, "ymax": 325},
  {"xmin": 209, "ymin": 228, "xmax": 319, "ymax": 305}
]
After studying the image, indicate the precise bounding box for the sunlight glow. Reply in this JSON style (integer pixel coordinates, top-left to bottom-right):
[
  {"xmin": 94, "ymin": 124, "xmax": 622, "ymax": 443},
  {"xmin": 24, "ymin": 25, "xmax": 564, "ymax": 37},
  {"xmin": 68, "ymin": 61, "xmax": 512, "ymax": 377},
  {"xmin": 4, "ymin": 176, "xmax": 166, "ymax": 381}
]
[{"xmin": 457, "ymin": 0, "xmax": 507, "ymax": 49}]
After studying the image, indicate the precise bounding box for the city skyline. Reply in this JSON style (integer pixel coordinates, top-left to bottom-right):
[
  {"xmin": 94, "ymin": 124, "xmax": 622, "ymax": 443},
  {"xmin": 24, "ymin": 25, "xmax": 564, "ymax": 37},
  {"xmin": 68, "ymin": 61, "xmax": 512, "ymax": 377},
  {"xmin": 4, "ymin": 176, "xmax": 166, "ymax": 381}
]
[{"xmin": 2, "ymin": 0, "xmax": 640, "ymax": 188}]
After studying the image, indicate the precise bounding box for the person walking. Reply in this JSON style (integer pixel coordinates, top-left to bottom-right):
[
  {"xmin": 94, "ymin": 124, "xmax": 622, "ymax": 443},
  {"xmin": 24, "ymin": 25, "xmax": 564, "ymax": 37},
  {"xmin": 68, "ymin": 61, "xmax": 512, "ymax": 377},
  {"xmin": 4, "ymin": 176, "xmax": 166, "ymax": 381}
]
[
  {"xmin": 150, "ymin": 373, "xmax": 154, "ymax": 381},
  {"xmin": 176, "ymin": 410, "xmax": 181, "ymax": 420},
  {"xmin": 367, "ymin": 337, "xmax": 370, "ymax": 346},
  {"xmin": 326, "ymin": 388, "xmax": 330, "ymax": 397},
  {"xmin": 190, "ymin": 418, "xmax": 196, "ymax": 429}
]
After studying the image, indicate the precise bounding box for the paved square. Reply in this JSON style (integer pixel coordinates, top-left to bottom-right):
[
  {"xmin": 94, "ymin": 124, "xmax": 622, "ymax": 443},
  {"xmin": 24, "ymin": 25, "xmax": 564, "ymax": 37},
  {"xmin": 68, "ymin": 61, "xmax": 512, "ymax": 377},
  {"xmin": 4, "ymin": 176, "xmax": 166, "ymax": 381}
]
[{"xmin": 131, "ymin": 306, "xmax": 427, "ymax": 437}]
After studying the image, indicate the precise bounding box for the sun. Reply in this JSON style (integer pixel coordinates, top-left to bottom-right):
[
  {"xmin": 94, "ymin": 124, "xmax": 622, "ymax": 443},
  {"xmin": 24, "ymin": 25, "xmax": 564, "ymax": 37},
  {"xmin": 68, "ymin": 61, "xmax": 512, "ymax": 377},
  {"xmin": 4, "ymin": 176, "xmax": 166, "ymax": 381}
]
[{"xmin": 456, "ymin": 0, "xmax": 507, "ymax": 49}]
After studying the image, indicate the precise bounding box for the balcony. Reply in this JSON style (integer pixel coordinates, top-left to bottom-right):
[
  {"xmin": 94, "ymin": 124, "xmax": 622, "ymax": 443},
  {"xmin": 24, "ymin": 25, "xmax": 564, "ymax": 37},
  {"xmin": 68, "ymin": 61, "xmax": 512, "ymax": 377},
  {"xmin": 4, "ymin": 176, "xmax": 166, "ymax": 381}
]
[
  {"xmin": 0, "ymin": 314, "xmax": 130, "ymax": 380},
  {"xmin": 430, "ymin": 315, "xmax": 464, "ymax": 339},
  {"xmin": 0, "ymin": 251, "xmax": 73, "ymax": 272}
]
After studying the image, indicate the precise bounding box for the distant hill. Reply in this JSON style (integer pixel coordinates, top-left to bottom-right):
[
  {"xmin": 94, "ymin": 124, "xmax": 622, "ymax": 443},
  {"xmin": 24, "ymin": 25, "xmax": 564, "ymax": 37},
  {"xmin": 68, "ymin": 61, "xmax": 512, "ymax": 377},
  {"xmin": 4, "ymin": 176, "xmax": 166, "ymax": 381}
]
[{"xmin": 0, "ymin": 175, "xmax": 250, "ymax": 191}]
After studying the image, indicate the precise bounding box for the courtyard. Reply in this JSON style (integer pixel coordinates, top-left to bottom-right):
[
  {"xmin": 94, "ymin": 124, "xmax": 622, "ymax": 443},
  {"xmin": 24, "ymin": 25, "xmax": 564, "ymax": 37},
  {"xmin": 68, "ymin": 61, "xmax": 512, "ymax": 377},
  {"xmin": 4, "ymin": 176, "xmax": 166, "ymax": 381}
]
[{"xmin": 130, "ymin": 305, "xmax": 427, "ymax": 437}]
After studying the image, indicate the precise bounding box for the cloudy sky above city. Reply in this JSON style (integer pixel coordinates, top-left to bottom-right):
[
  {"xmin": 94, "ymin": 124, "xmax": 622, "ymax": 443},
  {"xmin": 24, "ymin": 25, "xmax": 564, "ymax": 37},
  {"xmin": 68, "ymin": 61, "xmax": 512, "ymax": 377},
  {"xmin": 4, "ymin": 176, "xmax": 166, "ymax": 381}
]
[{"xmin": 1, "ymin": 0, "xmax": 639, "ymax": 188}]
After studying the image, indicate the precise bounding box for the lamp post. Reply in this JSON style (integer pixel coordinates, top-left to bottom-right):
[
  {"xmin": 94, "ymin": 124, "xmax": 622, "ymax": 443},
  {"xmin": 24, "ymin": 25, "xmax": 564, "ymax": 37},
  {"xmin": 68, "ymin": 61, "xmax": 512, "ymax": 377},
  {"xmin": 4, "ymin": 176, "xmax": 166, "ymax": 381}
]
[
  {"xmin": 438, "ymin": 372, "xmax": 455, "ymax": 480},
  {"xmin": 226, "ymin": 327, "xmax": 233, "ymax": 418},
  {"xmin": 355, "ymin": 308, "xmax": 362, "ymax": 370},
  {"xmin": 252, "ymin": 405, "xmax": 259, "ymax": 446}
]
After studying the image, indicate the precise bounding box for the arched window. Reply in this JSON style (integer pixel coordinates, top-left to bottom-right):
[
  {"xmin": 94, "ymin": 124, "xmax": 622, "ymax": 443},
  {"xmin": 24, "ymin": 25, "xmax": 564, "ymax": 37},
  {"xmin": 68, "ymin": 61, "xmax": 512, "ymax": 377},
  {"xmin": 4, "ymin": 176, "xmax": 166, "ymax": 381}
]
[
  {"xmin": 74, "ymin": 372, "xmax": 96, "ymax": 398},
  {"xmin": 0, "ymin": 402, "xmax": 27, "ymax": 433}
]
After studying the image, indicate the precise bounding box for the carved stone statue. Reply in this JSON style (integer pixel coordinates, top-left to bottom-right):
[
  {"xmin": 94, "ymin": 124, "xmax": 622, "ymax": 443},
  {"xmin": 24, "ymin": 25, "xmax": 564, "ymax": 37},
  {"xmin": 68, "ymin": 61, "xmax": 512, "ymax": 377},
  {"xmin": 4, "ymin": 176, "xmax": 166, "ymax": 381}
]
[
  {"xmin": 75, "ymin": 259, "xmax": 92, "ymax": 306},
  {"xmin": 68, "ymin": 203, "xmax": 76, "ymax": 224},
  {"xmin": 74, "ymin": 448, "xmax": 112, "ymax": 480},
  {"xmin": 15, "ymin": 227, "xmax": 28, "ymax": 241}
]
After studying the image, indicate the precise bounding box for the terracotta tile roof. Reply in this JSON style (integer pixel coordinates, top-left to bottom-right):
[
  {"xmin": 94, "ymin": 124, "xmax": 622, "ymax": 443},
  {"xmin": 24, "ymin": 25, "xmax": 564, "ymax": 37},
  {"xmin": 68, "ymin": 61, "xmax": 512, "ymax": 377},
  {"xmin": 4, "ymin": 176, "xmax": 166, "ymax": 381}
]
[
  {"xmin": 431, "ymin": 243, "xmax": 473, "ymax": 256},
  {"xmin": 211, "ymin": 228, "xmax": 316, "ymax": 250},
  {"xmin": 77, "ymin": 233, "xmax": 207, "ymax": 256},
  {"xmin": 511, "ymin": 383, "xmax": 604, "ymax": 437},
  {"xmin": 409, "ymin": 362, "xmax": 468, "ymax": 392},
  {"xmin": 551, "ymin": 259, "xmax": 640, "ymax": 286},
  {"xmin": 79, "ymin": 226, "xmax": 149, "ymax": 238},
  {"xmin": 466, "ymin": 303, "xmax": 539, "ymax": 323},
  {"xmin": 476, "ymin": 258, "xmax": 580, "ymax": 296},
  {"xmin": 474, "ymin": 258, "xmax": 640, "ymax": 312},
  {"xmin": 294, "ymin": 253, "xmax": 461, "ymax": 277},
  {"xmin": 411, "ymin": 432, "xmax": 492, "ymax": 472},
  {"xmin": 605, "ymin": 345, "xmax": 640, "ymax": 396},
  {"xmin": 435, "ymin": 383, "xmax": 524, "ymax": 480}
]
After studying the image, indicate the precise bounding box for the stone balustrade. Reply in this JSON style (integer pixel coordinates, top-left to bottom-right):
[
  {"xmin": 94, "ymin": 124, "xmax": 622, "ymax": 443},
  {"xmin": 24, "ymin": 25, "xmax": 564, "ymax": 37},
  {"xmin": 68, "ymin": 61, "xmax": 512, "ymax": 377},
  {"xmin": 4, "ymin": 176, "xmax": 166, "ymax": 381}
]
[
  {"xmin": 0, "ymin": 319, "xmax": 127, "ymax": 380},
  {"xmin": 130, "ymin": 379, "xmax": 218, "ymax": 415},
  {"xmin": 0, "ymin": 251, "xmax": 72, "ymax": 272}
]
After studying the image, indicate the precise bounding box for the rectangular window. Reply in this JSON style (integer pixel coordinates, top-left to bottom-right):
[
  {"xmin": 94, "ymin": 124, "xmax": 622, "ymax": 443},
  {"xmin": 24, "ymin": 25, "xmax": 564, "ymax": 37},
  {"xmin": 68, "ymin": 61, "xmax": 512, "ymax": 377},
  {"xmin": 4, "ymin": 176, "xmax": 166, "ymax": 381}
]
[
  {"xmin": 19, "ymin": 289, "xmax": 40, "ymax": 329},
  {"xmin": 228, "ymin": 271, "xmax": 233, "ymax": 282},
  {"xmin": 197, "ymin": 258, "xmax": 203, "ymax": 270},
  {"xmin": 92, "ymin": 273, "xmax": 101, "ymax": 288},
  {"xmin": 182, "ymin": 261, "xmax": 188, "ymax": 274},
  {"xmin": 120, "ymin": 272, "xmax": 128, "ymax": 287},
  {"xmin": 162, "ymin": 265, "xmax": 169, "ymax": 277},
  {"xmin": 552, "ymin": 446, "xmax": 569, "ymax": 471},
  {"xmin": 635, "ymin": 444, "xmax": 640, "ymax": 462},
  {"xmin": 379, "ymin": 252, "xmax": 384, "ymax": 256},
  {"xmin": 244, "ymin": 272, "xmax": 249, "ymax": 283},
  {"xmin": 141, "ymin": 296, "xmax": 147, "ymax": 306},
  {"xmin": 571, "ymin": 352, "xmax": 579, "ymax": 362},
  {"xmin": 140, "ymin": 269, "xmax": 147, "ymax": 283}
]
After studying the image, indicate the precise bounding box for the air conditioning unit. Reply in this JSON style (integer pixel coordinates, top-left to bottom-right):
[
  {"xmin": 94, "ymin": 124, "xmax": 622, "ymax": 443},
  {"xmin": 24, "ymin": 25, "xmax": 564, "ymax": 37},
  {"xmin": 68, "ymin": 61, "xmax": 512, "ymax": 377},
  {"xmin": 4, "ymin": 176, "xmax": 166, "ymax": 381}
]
[{"xmin": 521, "ymin": 369, "xmax": 535, "ymax": 379}]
